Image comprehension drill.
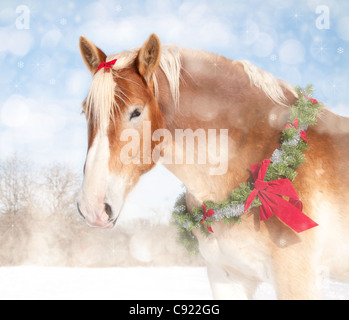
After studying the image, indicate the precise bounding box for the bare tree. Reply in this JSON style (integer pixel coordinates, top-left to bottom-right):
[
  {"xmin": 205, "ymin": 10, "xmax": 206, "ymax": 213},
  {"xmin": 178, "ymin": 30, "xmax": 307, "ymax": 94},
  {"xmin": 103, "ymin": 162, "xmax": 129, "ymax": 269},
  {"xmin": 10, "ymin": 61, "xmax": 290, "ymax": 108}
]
[
  {"xmin": 41, "ymin": 163, "xmax": 80, "ymax": 215},
  {"xmin": 0, "ymin": 155, "xmax": 202, "ymax": 267},
  {"xmin": 0, "ymin": 155, "xmax": 34, "ymax": 266},
  {"xmin": 0, "ymin": 155, "xmax": 34, "ymax": 216}
]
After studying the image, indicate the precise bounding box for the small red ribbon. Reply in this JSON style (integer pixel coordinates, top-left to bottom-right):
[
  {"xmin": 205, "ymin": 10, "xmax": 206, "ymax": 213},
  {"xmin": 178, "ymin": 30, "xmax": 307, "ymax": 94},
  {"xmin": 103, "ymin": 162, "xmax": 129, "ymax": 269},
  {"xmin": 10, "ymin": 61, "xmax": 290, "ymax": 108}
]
[
  {"xmin": 245, "ymin": 159, "xmax": 318, "ymax": 233},
  {"xmin": 284, "ymin": 119, "xmax": 309, "ymax": 142},
  {"xmin": 303, "ymin": 94, "xmax": 318, "ymax": 104},
  {"xmin": 97, "ymin": 59, "xmax": 117, "ymax": 72},
  {"xmin": 201, "ymin": 205, "xmax": 215, "ymax": 233}
]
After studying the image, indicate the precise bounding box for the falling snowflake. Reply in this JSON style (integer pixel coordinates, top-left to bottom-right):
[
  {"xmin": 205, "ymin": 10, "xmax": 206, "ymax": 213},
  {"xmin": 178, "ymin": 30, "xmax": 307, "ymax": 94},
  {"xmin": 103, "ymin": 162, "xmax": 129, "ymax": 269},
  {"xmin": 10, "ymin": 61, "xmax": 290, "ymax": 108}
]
[
  {"xmin": 337, "ymin": 47, "xmax": 344, "ymax": 54},
  {"xmin": 115, "ymin": 5, "xmax": 122, "ymax": 13},
  {"xmin": 17, "ymin": 61, "xmax": 24, "ymax": 69},
  {"xmin": 208, "ymin": 55, "xmax": 222, "ymax": 76},
  {"xmin": 269, "ymin": 113, "xmax": 277, "ymax": 121},
  {"xmin": 329, "ymin": 81, "xmax": 340, "ymax": 96},
  {"xmin": 32, "ymin": 58, "xmax": 45, "ymax": 72},
  {"xmin": 60, "ymin": 18, "xmax": 67, "ymax": 26},
  {"xmin": 270, "ymin": 54, "xmax": 278, "ymax": 62},
  {"xmin": 290, "ymin": 10, "xmax": 302, "ymax": 24},
  {"xmin": 312, "ymin": 40, "xmax": 328, "ymax": 58},
  {"xmin": 9, "ymin": 79, "xmax": 24, "ymax": 93},
  {"xmin": 279, "ymin": 239, "xmax": 287, "ymax": 247}
]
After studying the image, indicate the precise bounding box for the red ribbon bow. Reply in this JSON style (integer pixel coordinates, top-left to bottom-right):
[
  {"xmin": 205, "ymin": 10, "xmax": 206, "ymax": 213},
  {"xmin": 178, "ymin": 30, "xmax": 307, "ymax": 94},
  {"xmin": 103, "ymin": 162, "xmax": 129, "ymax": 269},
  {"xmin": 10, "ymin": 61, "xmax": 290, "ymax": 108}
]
[
  {"xmin": 201, "ymin": 205, "xmax": 215, "ymax": 233},
  {"xmin": 245, "ymin": 159, "xmax": 318, "ymax": 233},
  {"xmin": 284, "ymin": 119, "xmax": 309, "ymax": 142},
  {"xmin": 97, "ymin": 59, "xmax": 117, "ymax": 72},
  {"xmin": 303, "ymin": 94, "xmax": 318, "ymax": 104}
]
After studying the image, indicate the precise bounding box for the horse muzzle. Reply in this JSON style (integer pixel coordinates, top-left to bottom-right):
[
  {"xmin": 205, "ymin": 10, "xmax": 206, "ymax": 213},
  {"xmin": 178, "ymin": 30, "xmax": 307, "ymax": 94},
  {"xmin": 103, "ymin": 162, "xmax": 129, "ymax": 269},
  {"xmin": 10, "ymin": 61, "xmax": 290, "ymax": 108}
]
[{"xmin": 77, "ymin": 202, "xmax": 117, "ymax": 229}]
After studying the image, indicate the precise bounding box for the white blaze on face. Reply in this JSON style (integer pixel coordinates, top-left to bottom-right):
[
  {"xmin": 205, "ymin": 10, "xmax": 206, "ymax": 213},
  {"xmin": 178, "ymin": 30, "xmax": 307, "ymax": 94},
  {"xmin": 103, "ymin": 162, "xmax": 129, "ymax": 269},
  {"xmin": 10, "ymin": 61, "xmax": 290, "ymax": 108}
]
[
  {"xmin": 78, "ymin": 131, "xmax": 110, "ymax": 225},
  {"xmin": 78, "ymin": 129, "xmax": 127, "ymax": 228}
]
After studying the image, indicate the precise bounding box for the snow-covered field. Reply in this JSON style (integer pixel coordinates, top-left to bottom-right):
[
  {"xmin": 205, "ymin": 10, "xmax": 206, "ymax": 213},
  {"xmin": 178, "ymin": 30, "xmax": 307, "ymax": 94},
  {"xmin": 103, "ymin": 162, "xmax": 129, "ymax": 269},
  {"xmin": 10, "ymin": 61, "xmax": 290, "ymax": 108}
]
[{"xmin": 0, "ymin": 267, "xmax": 348, "ymax": 300}]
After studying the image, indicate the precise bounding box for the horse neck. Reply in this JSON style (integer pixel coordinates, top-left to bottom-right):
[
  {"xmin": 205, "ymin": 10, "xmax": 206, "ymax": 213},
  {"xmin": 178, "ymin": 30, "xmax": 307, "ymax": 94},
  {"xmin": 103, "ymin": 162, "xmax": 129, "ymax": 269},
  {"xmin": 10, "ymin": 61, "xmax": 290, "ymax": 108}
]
[{"xmin": 156, "ymin": 50, "xmax": 296, "ymax": 204}]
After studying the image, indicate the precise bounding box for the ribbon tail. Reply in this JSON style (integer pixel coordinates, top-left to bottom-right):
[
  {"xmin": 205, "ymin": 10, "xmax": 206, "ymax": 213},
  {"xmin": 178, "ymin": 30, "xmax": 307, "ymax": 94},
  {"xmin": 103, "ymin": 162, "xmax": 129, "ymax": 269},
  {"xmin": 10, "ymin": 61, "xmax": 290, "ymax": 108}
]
[
  {"xmin": 245, "ymin": 189, "xmax": 259, "ymax": 212},
  {"xmin": 289, "ymin": 197, "xmax": 303, "ymax": 212},
  {"xmin": 258, "ymin": 192, "xmax": 276, "ymax": 221},
  {"xmin": 301, "ymin": 131, "xmax": 309, "ymax": 141},
  {"xmin": 200, "ymin": 220, "xmax": 214, "ymax": 233},
  {"xmin": 293, "ymin": 119, "xmax": 299, "ymax": 129},
  {"xmin": 271, "ymin": 195, "xmax": 318, "ymax": 233}
]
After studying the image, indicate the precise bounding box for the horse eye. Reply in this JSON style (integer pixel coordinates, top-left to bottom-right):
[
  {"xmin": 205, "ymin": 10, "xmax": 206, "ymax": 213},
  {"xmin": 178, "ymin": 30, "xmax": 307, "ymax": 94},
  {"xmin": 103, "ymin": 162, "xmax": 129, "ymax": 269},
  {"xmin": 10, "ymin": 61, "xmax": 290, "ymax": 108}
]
[{"xmin": 130, "ymin": 109, "xmax": 142, "ymax": 120}]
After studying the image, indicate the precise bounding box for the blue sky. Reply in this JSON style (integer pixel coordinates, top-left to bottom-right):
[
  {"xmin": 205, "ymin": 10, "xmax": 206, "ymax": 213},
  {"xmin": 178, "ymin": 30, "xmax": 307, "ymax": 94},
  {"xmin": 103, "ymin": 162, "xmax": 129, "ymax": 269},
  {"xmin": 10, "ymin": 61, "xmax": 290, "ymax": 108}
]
[{"xmin": 0, "ymin": 0, "xmax": 348, "ymax": 170}]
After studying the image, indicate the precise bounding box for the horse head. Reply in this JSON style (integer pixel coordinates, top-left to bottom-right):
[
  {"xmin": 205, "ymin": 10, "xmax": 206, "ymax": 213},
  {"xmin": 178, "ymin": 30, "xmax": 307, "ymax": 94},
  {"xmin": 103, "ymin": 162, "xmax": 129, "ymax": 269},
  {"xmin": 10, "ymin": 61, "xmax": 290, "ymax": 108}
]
[{"xmin": 77, "ymin": 34, "xmax": 164, "ymax": 229}]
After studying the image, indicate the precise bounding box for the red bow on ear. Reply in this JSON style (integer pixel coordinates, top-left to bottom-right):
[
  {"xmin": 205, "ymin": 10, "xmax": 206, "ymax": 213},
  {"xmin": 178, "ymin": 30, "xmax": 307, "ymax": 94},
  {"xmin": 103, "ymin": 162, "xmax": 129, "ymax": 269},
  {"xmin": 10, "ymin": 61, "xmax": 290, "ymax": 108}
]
[
  {"xmin": 97, "ymin": 59, "xmax": 117, "ymax": 72},
  {"xmin": 245, "ymin": 159, "xmax": 318, "ymax": 233}
]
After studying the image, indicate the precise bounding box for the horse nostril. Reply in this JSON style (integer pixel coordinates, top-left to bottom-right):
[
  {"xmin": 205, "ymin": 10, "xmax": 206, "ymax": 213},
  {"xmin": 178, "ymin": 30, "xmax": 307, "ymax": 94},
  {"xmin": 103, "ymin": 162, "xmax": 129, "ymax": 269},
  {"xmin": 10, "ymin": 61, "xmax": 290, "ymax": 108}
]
[
  {"xmin": 77, "ymin": 203, "xmax": 85, "ymax": 220},
  {"xmin": 104, "ymin": 203, "xmax": 113, "ymax": 220}
]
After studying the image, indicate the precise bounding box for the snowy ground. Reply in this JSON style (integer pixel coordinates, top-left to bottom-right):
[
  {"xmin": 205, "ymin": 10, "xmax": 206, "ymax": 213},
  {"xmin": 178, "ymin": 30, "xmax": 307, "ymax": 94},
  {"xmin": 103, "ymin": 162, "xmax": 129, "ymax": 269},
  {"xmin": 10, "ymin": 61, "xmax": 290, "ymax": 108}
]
[{"xmin": 0, "ymin": 267, "xmax": 348, "ymax": 300}]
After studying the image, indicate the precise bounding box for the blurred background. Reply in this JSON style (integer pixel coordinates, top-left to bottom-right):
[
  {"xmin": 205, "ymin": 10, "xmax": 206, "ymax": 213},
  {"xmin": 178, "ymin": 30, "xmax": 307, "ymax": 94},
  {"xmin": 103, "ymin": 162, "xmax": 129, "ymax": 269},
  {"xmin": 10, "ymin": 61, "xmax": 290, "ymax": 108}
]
[{"xmin": 0, "ymin": 0, "xmax": 348, "ymax": 269}]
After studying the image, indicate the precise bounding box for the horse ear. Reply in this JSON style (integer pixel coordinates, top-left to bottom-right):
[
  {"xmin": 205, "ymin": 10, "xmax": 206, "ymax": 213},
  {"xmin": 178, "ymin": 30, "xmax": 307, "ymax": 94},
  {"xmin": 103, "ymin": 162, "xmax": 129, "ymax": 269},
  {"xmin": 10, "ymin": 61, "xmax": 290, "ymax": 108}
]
[
  {"xmin": 79, "ymin": 36, "xmax": 107, "ymax": 74},
  {"xmin": 137, "ymin": 34, "xmax": 161, "ymax": 83}
]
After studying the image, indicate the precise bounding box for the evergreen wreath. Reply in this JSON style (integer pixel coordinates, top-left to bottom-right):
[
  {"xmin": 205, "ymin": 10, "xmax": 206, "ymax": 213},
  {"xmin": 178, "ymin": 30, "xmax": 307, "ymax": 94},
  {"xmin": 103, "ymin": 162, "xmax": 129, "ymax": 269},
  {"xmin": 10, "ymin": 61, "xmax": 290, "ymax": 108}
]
[{"xmin": 171, "ymin": 86, "xmax": 323, "ymax": 255}]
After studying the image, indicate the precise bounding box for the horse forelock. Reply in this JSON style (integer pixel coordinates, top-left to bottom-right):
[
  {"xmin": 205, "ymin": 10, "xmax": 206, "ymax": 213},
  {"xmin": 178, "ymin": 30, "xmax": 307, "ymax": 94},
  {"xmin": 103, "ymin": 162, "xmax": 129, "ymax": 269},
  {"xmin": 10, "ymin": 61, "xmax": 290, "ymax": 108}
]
[{"xmin": 85, "ymin": 46, "xmax": 182, "ymax": 133}]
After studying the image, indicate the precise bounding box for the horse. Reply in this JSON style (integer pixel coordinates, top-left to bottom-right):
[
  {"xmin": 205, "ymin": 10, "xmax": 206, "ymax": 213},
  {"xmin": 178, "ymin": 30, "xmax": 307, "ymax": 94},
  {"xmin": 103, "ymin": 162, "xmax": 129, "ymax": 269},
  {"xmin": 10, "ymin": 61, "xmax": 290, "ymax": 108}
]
[{"xmin": 77, "ymin": 33, "xmax": 349, "ymax": 300}]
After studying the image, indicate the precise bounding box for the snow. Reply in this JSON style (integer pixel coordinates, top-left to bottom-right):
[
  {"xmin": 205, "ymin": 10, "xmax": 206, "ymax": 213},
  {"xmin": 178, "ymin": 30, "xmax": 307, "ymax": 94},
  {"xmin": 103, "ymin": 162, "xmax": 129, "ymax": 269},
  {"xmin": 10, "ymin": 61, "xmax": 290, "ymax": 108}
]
[
  {"xmin": 0, "ymin": 267, "xmax": 348, "ymax": 300},
  {"xmin": 0, "ymin": 267, "xmax": 213, "ymax": 300}
]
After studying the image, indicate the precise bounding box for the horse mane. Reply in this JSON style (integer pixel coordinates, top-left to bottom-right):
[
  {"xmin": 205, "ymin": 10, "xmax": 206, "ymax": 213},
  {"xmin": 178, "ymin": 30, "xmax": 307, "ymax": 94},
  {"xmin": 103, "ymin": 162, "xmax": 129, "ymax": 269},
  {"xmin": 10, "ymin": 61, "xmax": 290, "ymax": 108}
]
[
  {"xmin": 240, "ymin": 60, "xmax": 297, "ymax": 106},
  {"xmin": 86, "ymin": 45, "xmax": 296, "ymax": 132}
]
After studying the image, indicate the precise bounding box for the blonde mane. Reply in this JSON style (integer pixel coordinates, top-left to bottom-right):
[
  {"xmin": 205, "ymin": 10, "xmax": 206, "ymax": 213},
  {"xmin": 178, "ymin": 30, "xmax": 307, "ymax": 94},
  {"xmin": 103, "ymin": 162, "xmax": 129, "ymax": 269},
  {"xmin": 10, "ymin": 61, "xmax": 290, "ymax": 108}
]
[
  {"xmin": 240, "ymin": 60, "xmax": 297, "ymax": 105},
  {"xmin": 86, "ymin": 46, "xmax": 297, "ymax": 132}
]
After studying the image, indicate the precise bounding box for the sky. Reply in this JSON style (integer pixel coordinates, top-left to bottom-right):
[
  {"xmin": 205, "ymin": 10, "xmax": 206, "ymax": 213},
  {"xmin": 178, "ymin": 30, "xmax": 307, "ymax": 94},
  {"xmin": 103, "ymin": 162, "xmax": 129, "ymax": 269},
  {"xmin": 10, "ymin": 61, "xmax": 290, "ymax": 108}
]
[{"xmin": 0, "ymin": 0, "xmax": 348, "ymax": 221}]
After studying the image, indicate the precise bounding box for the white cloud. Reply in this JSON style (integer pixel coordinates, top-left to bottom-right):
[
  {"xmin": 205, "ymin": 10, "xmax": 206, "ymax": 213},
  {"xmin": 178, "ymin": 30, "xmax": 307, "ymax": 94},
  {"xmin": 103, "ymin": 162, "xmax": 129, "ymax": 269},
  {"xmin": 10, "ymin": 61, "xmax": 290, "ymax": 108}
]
[
  {"xmin": 252, "ymin": 32, "xmax": 275, "ymax": 58},
  {"xmin": 1, "ymin": 95, "xmax": 60, "ymax": 140},
  {"xmin": 41, "ymin": 29, "xmax": 63, "ymax": 48},
  {"xmin": 77, "ymin": 0, "xmax": 237, "ymax": 52},
  {"xmin": 336, "ymin": 16, "xmax": 349, "ymax": 41},
  {"xmin": 1, "ymin": 95, "xmax": 30, "ymax": 128},
  {"xmin": 0, "ymin": 28, "xmax": 34, "ymax": 56},
  {"xmin": 279, "ymin": 39, "xmax": 305, "ymax": 65},
  {"xmin": 243, "ymin": 20, "xmax": 260, "ymax": 45},
  {"xmin": 0, "ymin": 95, "xmax": 87, "ymax": 168},
  {"xmin": 66, "ymin": 69, "xmax": 91, "ymax": 98},
  {"xmin": 0, "ymin": 7, "xmax": 16, "ymax": 25}
]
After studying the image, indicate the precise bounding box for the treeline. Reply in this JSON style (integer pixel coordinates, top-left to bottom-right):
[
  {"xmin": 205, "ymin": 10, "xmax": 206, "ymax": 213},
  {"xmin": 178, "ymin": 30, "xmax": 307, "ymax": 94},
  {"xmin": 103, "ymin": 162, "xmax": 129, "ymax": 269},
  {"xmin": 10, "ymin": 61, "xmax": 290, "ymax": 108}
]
[{"xmin": 0, "ymin": 155, "xmax": 202, "ymax": 267}]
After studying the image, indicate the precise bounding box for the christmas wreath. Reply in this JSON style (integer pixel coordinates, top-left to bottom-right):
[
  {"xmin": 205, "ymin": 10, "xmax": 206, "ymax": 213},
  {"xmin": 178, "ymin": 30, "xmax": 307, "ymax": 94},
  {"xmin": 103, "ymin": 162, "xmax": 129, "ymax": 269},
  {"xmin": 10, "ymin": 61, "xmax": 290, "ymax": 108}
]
[{"xmin": 172, "ymin": 86, "xmax": 323, "ymax": 255}]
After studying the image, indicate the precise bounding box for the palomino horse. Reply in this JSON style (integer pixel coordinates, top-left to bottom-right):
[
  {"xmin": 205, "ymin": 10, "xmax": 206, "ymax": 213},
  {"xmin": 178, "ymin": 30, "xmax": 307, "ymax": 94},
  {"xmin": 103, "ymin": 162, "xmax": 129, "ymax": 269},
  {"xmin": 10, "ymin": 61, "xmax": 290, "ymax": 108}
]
[{"xmin": 77, "ymin": 34, "xmax": 349, "ymax": 300}]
